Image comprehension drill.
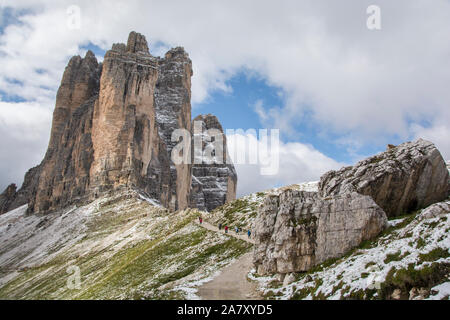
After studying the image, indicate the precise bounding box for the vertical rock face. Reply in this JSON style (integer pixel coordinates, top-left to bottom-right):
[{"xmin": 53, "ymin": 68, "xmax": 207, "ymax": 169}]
[
  {"xmin": 89, "ymin": 34, "xmax": 161, "ymax": 203},
  {"xmin": 154, "ymin": 47, "xmax": 193, "ymax": 210},
  {"xmin": 190, "ymin": 114, "xmax": 237, "ymax": 211},
  {"xmin": 319, "ymin": 139, "xmax": 449, "ymax": 217},
  {"xmin": 3, "ymin": 31, "xmax": 236, "ymax": 215},
  {"xmin": 253, "ymin": 190, "xmax": 387, "ymax": 275},
  {"xmin": 29, "ymin": 51, "xmax": 101, "ymax": 213},
  {"xmin": 0, "ymin": 184, "xmax": 17, "ymax": 213}
]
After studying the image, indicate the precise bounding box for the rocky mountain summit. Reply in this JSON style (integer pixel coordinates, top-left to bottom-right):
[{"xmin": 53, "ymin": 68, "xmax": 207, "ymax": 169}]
[
  {"xmin": 0, "ymin": 31, "xmax": 236, "ymax": 215},
  {"xmin": 254, "ymin": 139, "xmax": 449, "ymax": 276}
]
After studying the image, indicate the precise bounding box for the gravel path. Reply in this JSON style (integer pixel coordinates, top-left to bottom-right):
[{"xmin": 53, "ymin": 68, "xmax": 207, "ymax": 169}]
[{"xmin": 196, "ymin": 221, "xmax": 261, "ymax": 300}]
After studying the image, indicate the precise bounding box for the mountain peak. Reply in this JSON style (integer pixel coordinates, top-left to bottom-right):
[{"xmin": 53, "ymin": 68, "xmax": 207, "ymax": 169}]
[
  {"xmin": 1, "ymin": 31, "xmax": 236, "ymax": 215},
  {"xmin": 126, "ymin": 31, "xmax": 149, "ymax": 54}
]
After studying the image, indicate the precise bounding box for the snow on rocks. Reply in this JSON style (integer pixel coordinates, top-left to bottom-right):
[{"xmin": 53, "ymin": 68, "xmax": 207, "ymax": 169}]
[
  {"xmin": 427, "ymin": 281, "xmax": 450, "ymax": 300},
  {"xmin": 418, "ymin": 200, "xmax": 450, "ymax": 220},
  {"xmin": 249, "ymin": 200, "xmax": 450, "ymax": 300}
]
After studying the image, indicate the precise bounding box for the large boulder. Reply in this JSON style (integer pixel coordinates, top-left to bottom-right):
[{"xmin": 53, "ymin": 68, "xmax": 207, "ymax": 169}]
[
  {"xmin": 253, "ymin": 189, "xmax": 387, "ymax": 275},
  {"xmin": 319, "ymin": 139, "xmax": 449, "ymax": 218}
]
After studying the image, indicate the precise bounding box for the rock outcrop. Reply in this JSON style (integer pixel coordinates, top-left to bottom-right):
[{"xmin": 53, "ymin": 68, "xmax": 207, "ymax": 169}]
[
  {"xmin": 29, "ymin": 50, "xmax": 100, "ymax": 213},
  {"xmin": 253, "ymin": 139, "xmax": 448, "ymax": 275},
  {"xmin": 253, "ymin": 190, "xmax": 387, "ymax": 275},
  {"xmin": 190, "ymin": 114, "xmax": 237, "ymax": 211},
  {"xmin": 319, "ymin": 139, "xmax": 449, "ymax": 217},
  {"xmin": 0, "ymin": 165, "xmax": 41, "ymax": 214},
  {"xmin": 418, "ymin": 200, "xmax": 450, "ymax": 220},
  {"xmin": 2, "ymin": 31, "xmax": 236, "ymax": 215},
  {"xmin": 0, "ymin": 184, "xmax": 17, "ymax": 214}
]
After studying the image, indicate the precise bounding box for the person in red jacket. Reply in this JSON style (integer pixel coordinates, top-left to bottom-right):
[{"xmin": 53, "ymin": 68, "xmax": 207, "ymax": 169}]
[
  {"xmin": 198, "ymin": 217, "xmax": 203, "ymax": 224},
  {"xmin": 224, "ymin": 226, "xmax": 228, "ymax": 234}
]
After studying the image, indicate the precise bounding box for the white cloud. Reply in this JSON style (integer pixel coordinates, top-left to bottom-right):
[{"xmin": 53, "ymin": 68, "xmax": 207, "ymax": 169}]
[
  {"xmin": 227, "ymin": 133, "xmax": 343, "ymax": 197},
  {"xmin": 0, "ymin": 100, "xmax": 51, "ymax": 189},
  {"xmin": 252, "ymin": 100, "xmax": 268, "ymax": 123}
]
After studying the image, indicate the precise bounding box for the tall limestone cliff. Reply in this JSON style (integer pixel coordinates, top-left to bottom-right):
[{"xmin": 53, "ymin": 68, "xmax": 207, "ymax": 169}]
[
  {"xmin": 1, "ymin": 31, "xmax": 236, "ymax": 215},
  {"xmin": 29, "ymin": 50, "xmax": 101, "ymax": 214}
]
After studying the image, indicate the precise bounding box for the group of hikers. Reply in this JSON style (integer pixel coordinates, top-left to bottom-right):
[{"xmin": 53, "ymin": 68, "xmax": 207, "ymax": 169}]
[
  {"xmin": 219, "ymin": 223, "xmax": 252, "ymax": 239},
  {"xmin": 198, "ymin": 216, "xmax": 252, "ymax": 239}
]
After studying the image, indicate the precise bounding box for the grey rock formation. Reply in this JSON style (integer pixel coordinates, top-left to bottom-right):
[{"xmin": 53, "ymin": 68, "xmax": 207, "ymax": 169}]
[
  {"xmin": 283, "ymin": 273, "xmax": 297, "ymax": 286},
  {"xmin": 0, "ymin": 165, "xmax": 41, "ymax": 214},
  {"xmin": 126, "ymin": 31, "xmax": 150, "ymax": 53},
  {"xmin": 3, "ymin": 31, "xmax": 236, "ymax": 215},
  {"xmin": 24, "ymin": 49, "xmax": 101, "ymax": 214},
  {"xmin": 153, "ymin": 47, "xmax": 194, "ymax": 210},
  {"xmin": 319, "ymin": 139, "xmax": 449, "ymax": 217},
  {"xmin": 447, "ymin": 160, "xmax": 450, "ymax": 195},
  {"xmin": 418, "ymin": 200, "xmax": 450, "ymax": 220},
  {"xmin": 253, "ymin": 190, "xmax": 387, "ymax": 275},
  {"xmin": 190, "ymin": 114, "xmax": 237, "ymax": 211},
  {"xmin": 0, "ymin": 184, "xmax": 17, "ymax": 214},
  {"xmin": 253, "ymin": 139, "xmax": 448, "ymax": 275}
]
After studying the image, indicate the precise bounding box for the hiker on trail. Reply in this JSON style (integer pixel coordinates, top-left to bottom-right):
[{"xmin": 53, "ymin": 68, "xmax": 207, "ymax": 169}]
[
  {"xmin": 247, "ymin": 229, "xmax": 251, "ymax": 239},
  {"xmin": 219, "ymin": 223, "xmax": 222, "ymax": 230},
  {"xmin": 235, "ymin": 227, "xmax": 239, "ymax": 234},
  {"xmin": 225, "ymin": 226, "xmax": 229, "ymax": 234},
  {"xmin": 199, "ymin": 217, "xmax": 203, "ymax": 224}
]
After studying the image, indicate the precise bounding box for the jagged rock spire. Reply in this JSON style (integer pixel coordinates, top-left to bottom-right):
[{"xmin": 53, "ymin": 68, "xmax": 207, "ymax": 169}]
[{"xmin": 126, "ymin": 31, "xmax": 149, "ymax": 53}]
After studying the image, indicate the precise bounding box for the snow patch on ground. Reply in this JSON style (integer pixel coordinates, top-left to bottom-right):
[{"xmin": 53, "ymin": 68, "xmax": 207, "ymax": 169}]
[{"xmin": 427, "ymin": 281, "xmax": 450, "ymax": 300}]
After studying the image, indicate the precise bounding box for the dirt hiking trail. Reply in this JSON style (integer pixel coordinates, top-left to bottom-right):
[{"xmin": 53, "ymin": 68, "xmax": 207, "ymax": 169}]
[{"xmin": 196, "ymin": 221, "xmax": 261, "ymax": 300}]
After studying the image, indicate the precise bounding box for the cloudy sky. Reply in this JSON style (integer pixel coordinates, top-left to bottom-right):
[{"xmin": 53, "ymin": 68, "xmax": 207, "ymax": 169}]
[{"xmin": 0, "ymin": 0, "xmax": 449, "ymax": 197}]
